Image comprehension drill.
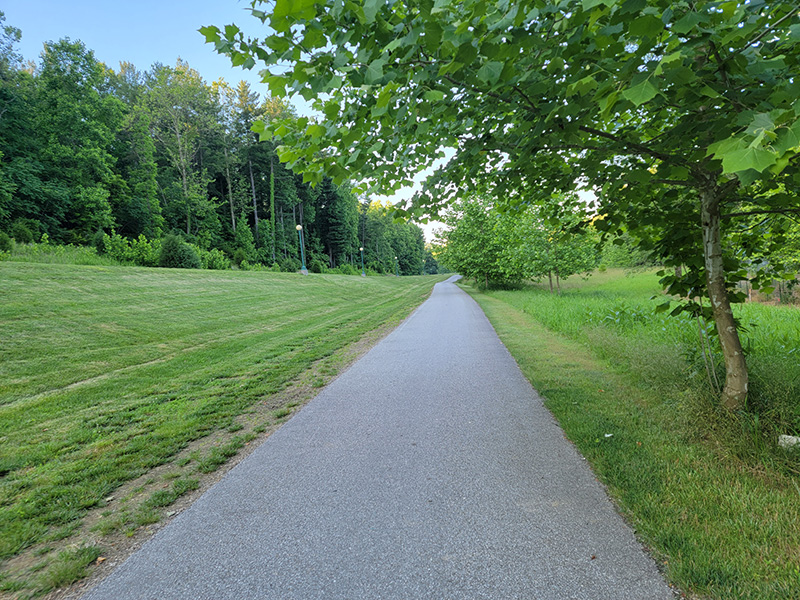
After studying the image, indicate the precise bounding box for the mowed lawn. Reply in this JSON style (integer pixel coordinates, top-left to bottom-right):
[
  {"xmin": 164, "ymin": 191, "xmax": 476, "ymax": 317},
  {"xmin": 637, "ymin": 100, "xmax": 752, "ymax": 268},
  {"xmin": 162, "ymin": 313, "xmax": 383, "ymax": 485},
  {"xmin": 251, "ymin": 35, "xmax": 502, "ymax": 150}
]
[{"xmin": 0, "ymin": 263, "xmax": 445, "ymax": 565}]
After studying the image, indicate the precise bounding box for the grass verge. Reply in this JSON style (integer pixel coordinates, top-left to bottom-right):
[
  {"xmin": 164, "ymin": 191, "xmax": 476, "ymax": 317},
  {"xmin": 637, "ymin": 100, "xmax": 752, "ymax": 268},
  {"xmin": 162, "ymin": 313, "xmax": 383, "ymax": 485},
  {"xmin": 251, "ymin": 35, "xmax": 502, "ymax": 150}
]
[
  {"xmin": 0, "ymin": 262, "xmax": 446, "ymax": 597},
  {"xmin": 464, "ymin": 272, "xmax": 800, "ymax": 600}
]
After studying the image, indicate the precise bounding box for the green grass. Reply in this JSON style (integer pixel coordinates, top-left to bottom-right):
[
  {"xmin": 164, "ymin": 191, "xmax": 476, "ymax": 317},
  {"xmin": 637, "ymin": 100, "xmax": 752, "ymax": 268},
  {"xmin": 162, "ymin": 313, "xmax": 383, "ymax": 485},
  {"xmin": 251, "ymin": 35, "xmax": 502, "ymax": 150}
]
[
  {"xmin": 465, "ymin": 269, "xmax": 800, "ymax": 600},
  {"xmin": 0, "ymin": 262, "xmax": 445, "ymax": 578},
  {"xmin": 2, "ymin": 241, "xmax": 123, "ymax": 266}
]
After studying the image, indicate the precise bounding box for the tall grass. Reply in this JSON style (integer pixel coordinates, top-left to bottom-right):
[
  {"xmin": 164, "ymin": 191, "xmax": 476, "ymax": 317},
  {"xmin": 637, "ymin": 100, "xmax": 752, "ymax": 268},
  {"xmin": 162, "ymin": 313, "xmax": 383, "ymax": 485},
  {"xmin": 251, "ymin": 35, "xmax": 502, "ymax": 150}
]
[
  {"xmin": 3, "ymin": 241, "xmax": 123, "ymax": 266},
  {"xmin": 490, "ymin": 269, "xmax": 800, "ymax": 453}
]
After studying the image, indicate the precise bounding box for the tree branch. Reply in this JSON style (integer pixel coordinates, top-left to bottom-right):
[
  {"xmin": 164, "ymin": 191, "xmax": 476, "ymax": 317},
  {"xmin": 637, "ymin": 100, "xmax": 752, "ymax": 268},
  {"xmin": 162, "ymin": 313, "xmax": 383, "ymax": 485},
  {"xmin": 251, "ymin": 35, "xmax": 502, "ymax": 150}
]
[
  {"xmin": 722, "ymin": 208, "xmax": 800, "ymax": 219},
  {"xmin": 728, "ymin": 7, "xmax": 800, "ymax": 60},
  {"xmin": 577, "ymin": 125, "xmax": 687, "ymax": 166}
]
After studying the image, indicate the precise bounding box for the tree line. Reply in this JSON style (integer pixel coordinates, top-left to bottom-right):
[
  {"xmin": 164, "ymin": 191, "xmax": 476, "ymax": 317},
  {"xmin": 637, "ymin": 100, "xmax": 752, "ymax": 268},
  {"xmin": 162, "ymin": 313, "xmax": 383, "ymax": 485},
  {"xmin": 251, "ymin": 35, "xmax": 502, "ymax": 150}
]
[{"xmin": 0, "ymin": 12, "xmax": 429, "ymax": 275}]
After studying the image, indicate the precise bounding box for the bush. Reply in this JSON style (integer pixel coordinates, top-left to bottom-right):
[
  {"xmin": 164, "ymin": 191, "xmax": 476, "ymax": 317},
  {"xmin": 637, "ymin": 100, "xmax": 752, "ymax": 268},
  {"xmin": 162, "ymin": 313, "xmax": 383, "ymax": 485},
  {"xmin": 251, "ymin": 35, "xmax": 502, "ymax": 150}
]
[
  {"xmin": 203, "ymin": 248, "xmax": 231, "ymax": 270},
  {"xmin": 233, "ymin": 248, "xmax": 248, "ymax": 267},
  {"xmin": 278, "ymin": 256, "xmax": 301, "ymax": 273},
  {"xmin": 92, "ymin": 229, "xmax": 106, "ymax": 254},
  {"xmin": 337, "ymin": 263, "xmax": 358, "ymax": 276},
  {"xmin": 130, "ymin": 235, "xmax": 160, "ymax": 267},
  {"xmin": 158, "ymin": 234, "xmax": 202, "ymax": 269},
  {"xmin": 102, "ymin": 232, "xmax": 133, "ymax": 263},
  {"xmin": 10, "ymin": 221, "xmax": 33, "ymax": 244},
  {"xmin": 0, "ymin": 231, "xmax": 12, "ymax": 252},
  {"xmin": 309, "ymin": 259, "xmax": 325, "ymax": 274}
]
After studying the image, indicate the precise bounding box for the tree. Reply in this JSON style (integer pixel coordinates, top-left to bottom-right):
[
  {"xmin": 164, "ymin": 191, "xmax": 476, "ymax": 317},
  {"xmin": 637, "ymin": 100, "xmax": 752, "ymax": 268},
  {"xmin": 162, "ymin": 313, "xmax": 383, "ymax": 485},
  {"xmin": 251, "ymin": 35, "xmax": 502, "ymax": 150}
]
[
  {"xmin": 33, "ymin": 39, "xmax": 125, "ymax": 242},
  {"xmin": 207, "ymin": 1, "xmax": 800, "ymax": 410},
  {"xmin": 503, "ymin": 198, "xmax": 599, "ymax": 293},
  {"xmin": 144, "ymin": 61, "xmax": 220, "ymax": 238},
  {"xmin": 438, "ymin": 196, "xmax": 521, "ymax": 288}
]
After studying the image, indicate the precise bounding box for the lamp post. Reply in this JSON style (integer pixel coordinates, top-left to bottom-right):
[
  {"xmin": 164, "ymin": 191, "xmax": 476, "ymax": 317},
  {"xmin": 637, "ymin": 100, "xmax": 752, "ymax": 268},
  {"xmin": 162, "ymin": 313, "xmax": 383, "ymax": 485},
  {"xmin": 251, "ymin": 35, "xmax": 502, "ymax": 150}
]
[
  {"xmin": 295, "ymin": 224, "xmax": 308, "ymax": 275},
  {"xmin": 394, "ymin": 256, "xmax": 399, "ymax": 277},
  {"xmin": 359, "ymin": 246, "xmax": 365, "ymax": 277}
]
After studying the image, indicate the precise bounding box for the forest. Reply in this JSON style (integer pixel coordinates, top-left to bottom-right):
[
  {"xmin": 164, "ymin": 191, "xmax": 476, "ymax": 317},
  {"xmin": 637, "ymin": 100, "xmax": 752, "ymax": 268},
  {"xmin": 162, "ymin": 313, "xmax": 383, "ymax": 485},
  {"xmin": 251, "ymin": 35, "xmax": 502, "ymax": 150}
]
[{"xmin": 0, "ymin": 12, "xmax": 432, "ymax": 276}]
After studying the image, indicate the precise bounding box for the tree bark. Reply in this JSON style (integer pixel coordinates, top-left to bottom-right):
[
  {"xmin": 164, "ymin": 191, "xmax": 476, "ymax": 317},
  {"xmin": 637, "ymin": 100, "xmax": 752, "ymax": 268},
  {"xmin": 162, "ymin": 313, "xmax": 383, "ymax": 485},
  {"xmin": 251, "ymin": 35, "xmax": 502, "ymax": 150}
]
[
  {"xmin": 270, "ymin": 156, "xmax": 276, "ymax": 261},
  {"xmin": 701, "ymin": 185, "xmax": 748, "ymax": 410},
  {"xmin": 248, "ymin": 159, "xmax": 259, "ymax": 246},
  {"xmin": 224, "ymin": 146, "xmax": 236, "ymax": 233}
]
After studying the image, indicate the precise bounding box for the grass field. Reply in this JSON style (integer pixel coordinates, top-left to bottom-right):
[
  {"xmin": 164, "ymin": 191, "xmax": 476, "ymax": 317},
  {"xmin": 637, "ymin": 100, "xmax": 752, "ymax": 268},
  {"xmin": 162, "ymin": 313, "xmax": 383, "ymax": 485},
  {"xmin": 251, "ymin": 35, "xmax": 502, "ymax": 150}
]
[
  {"xmin": 0, "ymin": 262, "xmax": 445, "ymax": 596},
  {"xmin": 465, "ymin": 269, "xmax": 800, "ymax": 600}
]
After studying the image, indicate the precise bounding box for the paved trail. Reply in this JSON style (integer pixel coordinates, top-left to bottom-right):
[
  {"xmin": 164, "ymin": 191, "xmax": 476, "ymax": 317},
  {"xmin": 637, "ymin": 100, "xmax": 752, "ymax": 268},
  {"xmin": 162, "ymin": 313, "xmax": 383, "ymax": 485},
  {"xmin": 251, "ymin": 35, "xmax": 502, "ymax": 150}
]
[{"xmin": 83, "ymin": 276, "xmax": 673, "ymax": 600}]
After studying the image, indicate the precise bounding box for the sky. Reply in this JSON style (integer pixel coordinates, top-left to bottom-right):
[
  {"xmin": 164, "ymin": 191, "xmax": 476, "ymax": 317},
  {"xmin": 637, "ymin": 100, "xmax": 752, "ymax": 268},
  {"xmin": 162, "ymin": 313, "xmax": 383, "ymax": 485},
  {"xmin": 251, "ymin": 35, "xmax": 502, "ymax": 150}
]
[
  {"xmin": 4, "ymin": 0, "xmax": 268, "ymax": 94},
  {"xmin": 2, "ymin": 0, "xmax": 446, "ymax": 241}
]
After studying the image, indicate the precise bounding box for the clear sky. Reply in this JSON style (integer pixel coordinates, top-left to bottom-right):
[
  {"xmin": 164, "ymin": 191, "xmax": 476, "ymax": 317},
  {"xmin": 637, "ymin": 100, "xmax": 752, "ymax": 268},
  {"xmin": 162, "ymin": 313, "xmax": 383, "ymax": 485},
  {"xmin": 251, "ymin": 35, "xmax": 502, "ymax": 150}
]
[
  {"xmin": 3, "ymin": 0, "xmax": 268, "ymax": 92},
  {"xmin": 2, "ymin": 0, "xmax": 445, "ymax": 240}
]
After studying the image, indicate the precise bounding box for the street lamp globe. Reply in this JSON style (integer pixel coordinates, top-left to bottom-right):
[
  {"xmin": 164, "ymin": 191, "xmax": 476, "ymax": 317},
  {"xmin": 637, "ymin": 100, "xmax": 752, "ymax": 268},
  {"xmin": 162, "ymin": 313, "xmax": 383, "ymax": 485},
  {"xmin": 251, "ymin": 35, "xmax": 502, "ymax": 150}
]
[{"xmin": 296, "ymin": 224, "xmax": 302, "ymax": 231}]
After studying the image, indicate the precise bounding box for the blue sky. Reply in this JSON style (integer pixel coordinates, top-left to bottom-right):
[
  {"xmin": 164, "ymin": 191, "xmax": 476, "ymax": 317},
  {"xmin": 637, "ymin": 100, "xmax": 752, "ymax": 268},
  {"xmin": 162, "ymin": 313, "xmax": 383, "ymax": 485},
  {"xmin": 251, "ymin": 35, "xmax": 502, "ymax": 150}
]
[{"xmin": 4, "ymin": 0, "xmax": 269, "ymax": 94}]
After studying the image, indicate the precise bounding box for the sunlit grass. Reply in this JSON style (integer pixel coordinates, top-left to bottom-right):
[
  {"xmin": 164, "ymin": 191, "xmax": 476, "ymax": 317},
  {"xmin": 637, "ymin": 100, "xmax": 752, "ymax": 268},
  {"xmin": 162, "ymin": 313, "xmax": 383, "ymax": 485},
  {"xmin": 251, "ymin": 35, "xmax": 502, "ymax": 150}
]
[{"xmin": 0, "ymin": 262, "xmax": 444, "ymax": 570}]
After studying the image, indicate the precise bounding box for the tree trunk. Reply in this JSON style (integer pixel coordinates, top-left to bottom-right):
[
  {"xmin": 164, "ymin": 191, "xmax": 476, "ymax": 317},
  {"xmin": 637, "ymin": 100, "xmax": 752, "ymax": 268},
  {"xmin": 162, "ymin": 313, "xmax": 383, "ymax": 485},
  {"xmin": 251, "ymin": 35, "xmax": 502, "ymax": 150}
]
[
  {"xmin": 548, "ymin": 271, "xmax": 553, "ymax": 294},
  {"xmin": 224, "ymin": 147, "xmax": 236, "ymax": 233},
  {"xmin": 270, "ymin": 156, "xmax": 276, "ymax": 261},
  {"xmin": 248, "ymin": 159, "xmax": 259, "ymax": 246},
  {"xmin": 281, "ymin": 209, "xmax": 287, "ymax": 258},
  {"xmin": 701, "ymin": 186, "xmax": 748, "ymax": 410}
]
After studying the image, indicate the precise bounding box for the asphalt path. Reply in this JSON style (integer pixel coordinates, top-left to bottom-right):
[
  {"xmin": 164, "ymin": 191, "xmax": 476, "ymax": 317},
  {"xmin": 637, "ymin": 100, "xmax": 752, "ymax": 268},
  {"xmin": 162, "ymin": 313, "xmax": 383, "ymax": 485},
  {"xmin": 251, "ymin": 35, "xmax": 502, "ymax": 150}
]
[{"xmin": 82, "ymin": 275, "xmax": 673, "ymax": 600}]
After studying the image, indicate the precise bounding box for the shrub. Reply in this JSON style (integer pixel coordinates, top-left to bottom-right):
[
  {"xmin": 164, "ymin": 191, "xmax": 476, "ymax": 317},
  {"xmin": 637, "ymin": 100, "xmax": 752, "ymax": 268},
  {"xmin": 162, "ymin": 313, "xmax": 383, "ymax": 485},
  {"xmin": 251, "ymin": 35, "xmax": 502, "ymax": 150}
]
[
  {"xmin": 102, "ymin": 232, "xmax": 133, "ymax": 263},
  {"xmin": 309, "ymin": 259, "xmax": 325, "ymax": 274},
  {"xmin": 337, "ymin": 263, "xmax": 357, "ymax": 276},
  {"xmin": 233, "ymin": 248, "xmax": 248, "ymax": 267},
  {"xmin": 130, "ymin": 235, "xmax": 160, "ymax": 267},
  {"xmin": 92, "ymin": 229, "xmax": 106, "ymax": 253},
  {"xmin": 10, "ymin": 221, "xmax": 33, "ymax": 244},
  {"xmin": 0, "ymin": 231, "xmax": 12, "ymax": 252},
  {"xmin": 203, "ymin": 248, "xmax": 230, "ymax": 270},
  {"xmin": 158, "ymin": 234, "xmax": 201, "ymax": 269},
  {"xmin": 278, "ymin": 256, "xmax": 301, "ymax": 272}
]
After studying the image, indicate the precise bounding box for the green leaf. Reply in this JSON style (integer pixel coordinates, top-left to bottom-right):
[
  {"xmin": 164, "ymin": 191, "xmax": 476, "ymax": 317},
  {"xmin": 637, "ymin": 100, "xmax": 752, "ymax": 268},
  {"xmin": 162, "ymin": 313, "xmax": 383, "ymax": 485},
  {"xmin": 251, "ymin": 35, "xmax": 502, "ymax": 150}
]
[
  {"xmin": 774, "ymin": 118, "xmax": 800, "ymax": 155},
  {"xmin": 672, "ymin": 11, "xmax": 702, "ymax": 34},
  {"xmin": 199, "ymin": 26, "xmax": 220, "ymax": 43},
  {"xmin": 722, "ymin": 146, "xmax": 776, "ymax": 174},
  {"xmin": 698, "ymin": 85, "xmax": 721, "ymax": 99},
  {"xmin": 476, "ymin": 61, "xmax": 504, "ymax": 85},
  {"xmin": 273, "ymin": 0, "xmax": 317, "ymax": 20},
  {"xmin": 654, "ymin": 301, "xmax": 671, "ymax": 314},
  {"xmin": 365, "ymin": 58, "xmax": 386, "ymax": 84},
  {"xmin": 567, "ymin": 75, "xmax": 598, "ymax": 97},
  {"xmin": 431, "ymin": 0, "xmax": 450, "ymax": 16},
  {"xmin": 582, "ymin": 0, "xmax": 616, "ymax": 9},
  {"xmin": 629, "ymin": 14, "xmax": 663, "ymax": 38},
  {"xmin": 622, "ymin": 80, "xmax": 658, "ymax": 106},
  {"xmin": 306, "ymin": 124, "xmax": 326, "ymax": 139},
  {"xmin": 266, "ymin": 75, "xmax": 289, "ymax": 97},
  {"xmin": 707, "ymin": 135, "xmax": 745, "ymax": 159},
  {"xmin": 424, "ymin": 90, "xmax": 445, "ymax": 102},
  {"xmin": 363, "ymin": 0, "xmax": 385, "ymax": 23}
]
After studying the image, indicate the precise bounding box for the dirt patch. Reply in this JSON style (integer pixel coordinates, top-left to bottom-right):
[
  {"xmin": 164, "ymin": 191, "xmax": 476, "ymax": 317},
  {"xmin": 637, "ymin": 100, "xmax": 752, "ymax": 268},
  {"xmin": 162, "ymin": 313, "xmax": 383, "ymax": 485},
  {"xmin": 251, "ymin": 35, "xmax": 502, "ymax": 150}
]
[{"xmin": 2, "ymin": 319, "xmax": 402, "ymax": 600}]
